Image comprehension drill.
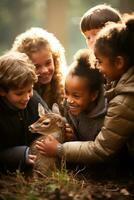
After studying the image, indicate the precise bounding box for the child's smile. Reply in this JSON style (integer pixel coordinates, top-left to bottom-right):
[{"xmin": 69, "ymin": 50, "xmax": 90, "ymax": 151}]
[
  {"xmin": 1, "ymin": 84, "xmax": 33, "ymax": 110},
  {"xmin": 31, "ymin": 49, "xmax": 54, "ymax": 85},
  {"xmin": 65, "ymin": 74, "xmax": 95, "ymax": 116}
]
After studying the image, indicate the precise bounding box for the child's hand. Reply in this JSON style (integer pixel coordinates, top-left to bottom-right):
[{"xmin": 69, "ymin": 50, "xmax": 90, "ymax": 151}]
[
  {"xmin": 65, "ymin": 123, "xmax": 74, "ymax": 141},
  {"xmin": 27, "ymin": 154, "xmax": 36, "ymax": 165},
  {"xmin": 36, "ymin": 135, "xmax": 60, "ymax": 157}
]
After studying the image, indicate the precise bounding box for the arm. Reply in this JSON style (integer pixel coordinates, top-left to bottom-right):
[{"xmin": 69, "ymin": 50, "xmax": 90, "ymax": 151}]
[
  {"xmin": 0, "ymin": 146, "xmax": 35, "ymax": 171},
  {"xmin": 36, "ymin": 98, "xmax": 134, "ymax": 164},
  {"xmin": 63, "ymin": 99, "xmax": 134, "ymax": 163}
]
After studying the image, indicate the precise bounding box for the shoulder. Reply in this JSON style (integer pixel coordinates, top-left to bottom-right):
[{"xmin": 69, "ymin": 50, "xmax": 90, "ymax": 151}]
[
  {"xmin": 106, "ymin": 94, "xmax": 134, "ymax": 128},
  {"xmin": 31, "ymin": 90, "xmax": 50, "ymax": 111}
]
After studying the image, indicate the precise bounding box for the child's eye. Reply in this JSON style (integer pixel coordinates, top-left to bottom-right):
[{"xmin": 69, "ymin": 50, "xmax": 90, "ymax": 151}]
[
  {"xmin": 96, "ymin": 59, "xmax": 102, "ymax": 65},
  {"xmin": 46, "ymin": 59, "xmax": 52, "ymax": 66},
  {"xmin": 35, "ymin": 64, "xmax": 41, "ymax": 69},
  {"xmin": 15, "ymin": 92, "xmax": 23, "ymax": 96},
  {"xmin": 74, "ymin": 95, "xmax": 80, "ymax": 99}
]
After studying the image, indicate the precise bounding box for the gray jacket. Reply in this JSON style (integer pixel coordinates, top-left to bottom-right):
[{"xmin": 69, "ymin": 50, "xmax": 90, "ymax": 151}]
[
  {"xmin": 62, "ymin": 67, "xmax": 134, "ymax": 164},
  {"xmin": 64, "ymin": 89, "xmax": 107, "ymax": 141}
]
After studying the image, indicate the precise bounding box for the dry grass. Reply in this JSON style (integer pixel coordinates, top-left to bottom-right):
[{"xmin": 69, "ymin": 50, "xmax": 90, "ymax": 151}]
[
  {"xmin": 0, "ymin": 166, "xmax": 134, "ymax": 200},
  {"xmin": 0, "ymin": 168, "xmax": 86, "ymax": 200}
]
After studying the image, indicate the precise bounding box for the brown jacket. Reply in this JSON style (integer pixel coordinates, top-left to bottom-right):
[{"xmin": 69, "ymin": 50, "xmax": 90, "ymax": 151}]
[{"xmin": 63, "ymin": 67, "xmax": 134, "ymax": 163}]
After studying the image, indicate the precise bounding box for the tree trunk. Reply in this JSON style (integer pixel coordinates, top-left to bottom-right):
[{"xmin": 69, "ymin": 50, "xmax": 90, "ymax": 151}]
[
  {"xmin": 45, "ymin": 0, "xmax": 68, "ymax": 48},
  {"xmin": 119, "ymin": 0, "xmax": 134, "ymax": 13}
]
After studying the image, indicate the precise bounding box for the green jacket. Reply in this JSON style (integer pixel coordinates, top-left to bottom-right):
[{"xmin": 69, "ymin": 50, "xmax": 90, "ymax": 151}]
[{"xmin": 63, "ymin": 67, "xmax": 134, "ymax": 163}]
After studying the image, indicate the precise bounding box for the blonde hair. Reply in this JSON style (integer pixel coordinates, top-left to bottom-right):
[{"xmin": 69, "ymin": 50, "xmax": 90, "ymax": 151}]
[
  {"xmin": 12, "ymin": 27, "xmax": 67, "ymax": 110},
  {"xmin": 0, "ymin": 51, "xmax": 37, "ymax": 91}
]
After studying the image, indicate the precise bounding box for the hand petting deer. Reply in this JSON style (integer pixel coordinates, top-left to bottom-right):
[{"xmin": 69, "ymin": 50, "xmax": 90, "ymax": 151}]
[{"xmin": 29, "ymin": 103, "xmax": 67, "ymax": 176}]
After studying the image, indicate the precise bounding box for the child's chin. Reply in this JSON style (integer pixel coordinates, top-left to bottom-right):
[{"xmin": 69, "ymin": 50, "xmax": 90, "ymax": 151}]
[
  {"xmin": 17, "ymin": 104, "xmax": 27, "ymax": 110},
  {"xmin": 70, "ymin": 110, "xmax": 79, "ymax": 116}
]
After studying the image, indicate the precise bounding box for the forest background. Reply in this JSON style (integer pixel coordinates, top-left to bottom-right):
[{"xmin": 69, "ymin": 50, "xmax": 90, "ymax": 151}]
[
  {"xmin": 0, "ymin": 0, "xmax": 134, "ymax": 64},
  {"xmin": 0, "ymin": 1, "xmax": 134, "ymax": 199}
]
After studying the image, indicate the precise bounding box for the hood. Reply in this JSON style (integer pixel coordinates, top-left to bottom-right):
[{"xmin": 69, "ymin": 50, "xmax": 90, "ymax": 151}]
[
  {"xmin": 78, "ymin": 86, "xmax": 107, "ymax": 119},
  {"xmin": 106, "ymin": 67, "xmax": 134, "ymax": 102},
  {"xmin": 115, "ymin": 67, "xmax": 134, "ymax": 94},
  {"xmin": 87, "ymin": 89, "xmax": 107, "ymax": 118}
]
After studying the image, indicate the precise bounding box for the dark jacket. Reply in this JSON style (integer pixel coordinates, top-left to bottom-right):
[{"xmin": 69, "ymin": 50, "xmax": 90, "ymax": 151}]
[
  {"xmin": 64, "ymin": 88, "xmax": 107, "ymax": 141},
  {"xmin": 0, "ymin": 90, "xmax": 49, "ymax": 172}
]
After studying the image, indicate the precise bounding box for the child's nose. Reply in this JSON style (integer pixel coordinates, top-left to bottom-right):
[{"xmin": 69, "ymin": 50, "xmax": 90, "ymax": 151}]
[
  {"xmin": 23, "ymin": 93, "xmax": 32, "ymax": 101},
  {"xmin": 39, "ymin": 66, "xmax": 49, "ymax": 74},
  {"xmin": 67, "ymin": 97, "xmax": 74, "ymax": 104},
  {"xmin": 87, "ymin": 37, "xmax": 95, "ymax": 49},
  {"xmin": 95, "ymin": 61, "xmax": 101, "ymax": 69}
]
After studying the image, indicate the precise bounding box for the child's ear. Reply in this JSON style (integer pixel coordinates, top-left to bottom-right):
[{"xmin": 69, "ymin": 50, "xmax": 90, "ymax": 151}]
[
  {"xmin": 115, "ymin": 56, "xmax": 124, "ymax": 70},
  {"xmin": 0, "ymin": 88, "xmax": 6, "ymax": 96},
  {"xmin": 90, "ymin": 91, "xmax": 99, "ymax": 102}
]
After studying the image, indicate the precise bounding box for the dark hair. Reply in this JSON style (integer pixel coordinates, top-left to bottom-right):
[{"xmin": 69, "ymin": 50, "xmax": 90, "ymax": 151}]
[
  {"xmin": 80, "ymin": 4, "xmax": 121, "ymax": 33},
  {"xmin": 95, "ymin": 14, "xmax": 134, "ymax": 68},
  {"xmin": 68, "ymin": 49, "xmax": 103, "ymax": 94}
]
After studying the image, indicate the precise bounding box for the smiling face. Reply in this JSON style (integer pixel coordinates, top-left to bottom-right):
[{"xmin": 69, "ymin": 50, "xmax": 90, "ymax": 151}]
[
  {"xmin": 83, "ymin": 28, "xmax": 100, "ymax": 49},
  {"xmin": 30, "ymin": 49, "xmax": 55, "ymax": 85},
  {"xmin": 65, "ymin": 74, "xmax": 96, "ymax": 116},
  {"xmin": 0, "ymin": 83, "xmax": 33, "ymax": 110},
  {"xmin": 94, "ymin": 47, "xmax": 125, "ymax": 82}
]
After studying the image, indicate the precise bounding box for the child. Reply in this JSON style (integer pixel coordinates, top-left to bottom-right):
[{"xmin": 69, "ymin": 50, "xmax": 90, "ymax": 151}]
[
  {"xmin": 36, "ymin": 15, "xmax": 134, "ymax": 168},
  {"xmin": 80, "ymin": 4, "xmax": 122, "ymax": 49},
  {"xmin": 0, "ymin": 51, "xmax": 49, "ymax": 173},
  {"xmin": 12, "ymin": 27, "xmax": 67, "ymax": 112},
  {"xmin": 64, "ymin": 49, "xmax": 107, "ymax": 141}
]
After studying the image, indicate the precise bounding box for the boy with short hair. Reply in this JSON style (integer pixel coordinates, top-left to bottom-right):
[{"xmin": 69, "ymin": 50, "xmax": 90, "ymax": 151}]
[
  {"xmin": 0, "ymin": 51, "xmax": 49, "ymax": 173},
  {"xmin": 80, "ymin": 4, "xmax": 122, "ymax": 48}
]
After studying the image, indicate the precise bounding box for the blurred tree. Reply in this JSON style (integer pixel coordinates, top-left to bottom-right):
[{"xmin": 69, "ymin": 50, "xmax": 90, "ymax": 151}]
[
  {"xmin": 45, "ymin": 0, "xmax": 68, "ymax": 49},
  {"xmin": 0, "ymin": 0, "xmax": 46, "ymax": 53},
  {"xmin": 0, "ymin": 0, "xmax": 32, "ymax": 52},
  {"xmin": 0, "ymin": 0, "xmax": 133, "ymax": 62},
  {"xmin": 118, "ymin": 0, "xmax": 134, "ymax": 13}
]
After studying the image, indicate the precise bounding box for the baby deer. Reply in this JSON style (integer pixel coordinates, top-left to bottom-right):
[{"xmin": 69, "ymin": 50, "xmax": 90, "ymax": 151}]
[{"xmin": 29, "ymin": 103, "xmax": 66, "ymax": 176}]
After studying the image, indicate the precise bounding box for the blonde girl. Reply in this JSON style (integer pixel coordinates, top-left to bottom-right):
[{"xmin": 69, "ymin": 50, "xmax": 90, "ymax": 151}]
[{"xmin": 12, "ymin": 27, "xmax": 67, "ymax": 111}]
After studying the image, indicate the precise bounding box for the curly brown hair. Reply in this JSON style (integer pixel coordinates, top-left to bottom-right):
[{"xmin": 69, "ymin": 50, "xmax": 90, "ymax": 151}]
[
  {"xmin": 12, "ymin": 27, "xmax": 67, "ymax": 111},
  {"xmin": 95, "ymin": 13, "xmax": 134, "ymax": 68}
]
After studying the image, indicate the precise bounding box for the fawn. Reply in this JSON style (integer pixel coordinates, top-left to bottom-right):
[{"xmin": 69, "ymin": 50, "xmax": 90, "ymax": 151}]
[{"xmin": 29, "ymin": 103, "xmax": 66, "ymax": 176}]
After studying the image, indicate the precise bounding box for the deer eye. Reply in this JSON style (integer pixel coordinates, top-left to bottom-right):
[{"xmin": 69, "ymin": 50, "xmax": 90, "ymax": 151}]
[{"xmin": 43, "ymin": 119, "xmax": 50, "ymax": 126}]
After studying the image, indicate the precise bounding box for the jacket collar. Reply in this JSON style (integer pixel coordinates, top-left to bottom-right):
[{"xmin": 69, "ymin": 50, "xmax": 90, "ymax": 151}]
[
  {"xmin": 106, "ymin": 67, "xmax": 134, "ymax": 102},
  {"xmin": 0, "ymin": 97, "xmax": 20, "ymax": 113},
  {"xmin": 79, "ymin": 87, "xmax": 107, "ymax": 119}
]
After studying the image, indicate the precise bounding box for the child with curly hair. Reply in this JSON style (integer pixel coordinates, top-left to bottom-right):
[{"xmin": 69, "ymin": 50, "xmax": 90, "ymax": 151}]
[
  {"xmin": 12, "ymin": 27, "xmax": 67, "ymax": 111},
  {"xmin": 63, "ymin": 49, "xmax": 106, "ymax": 141},
  {"xmin": 36, "ymin": 14, "xmax": 134, "ymax": 171}
]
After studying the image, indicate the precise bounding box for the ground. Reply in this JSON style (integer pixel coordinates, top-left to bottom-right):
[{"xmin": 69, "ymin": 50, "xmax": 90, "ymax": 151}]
[{"xmin": 0, "ymin": 167, "xmax": 134, "ymax": 200}]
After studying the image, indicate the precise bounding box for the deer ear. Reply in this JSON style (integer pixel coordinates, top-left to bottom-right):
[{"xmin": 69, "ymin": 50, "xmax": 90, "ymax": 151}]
[
  {"xmin": 38, "ymin": 103, "xmax": 46, "ymax": 117},
  {"xmin": 52, "ymin": 103, "xmax": 61, "ymax": 115}
]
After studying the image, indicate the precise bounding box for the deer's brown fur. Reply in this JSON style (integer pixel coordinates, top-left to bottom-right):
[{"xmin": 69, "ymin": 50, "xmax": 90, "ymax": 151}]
[{"xmin": 29, "ymin": 103, "xmax": 66, "ymax": 176}]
